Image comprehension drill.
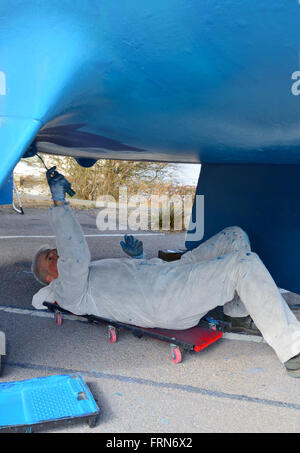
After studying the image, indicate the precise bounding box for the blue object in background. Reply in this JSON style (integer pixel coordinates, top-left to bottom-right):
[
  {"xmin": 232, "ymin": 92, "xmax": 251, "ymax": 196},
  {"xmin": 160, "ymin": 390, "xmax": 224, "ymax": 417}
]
[
  {"xmin": 0, "ymin": 374, "xmax": 100, "ymax": 432},
  {"xmin": 0, "ymin": 173, "xmax": 13, "ymax": 205}
]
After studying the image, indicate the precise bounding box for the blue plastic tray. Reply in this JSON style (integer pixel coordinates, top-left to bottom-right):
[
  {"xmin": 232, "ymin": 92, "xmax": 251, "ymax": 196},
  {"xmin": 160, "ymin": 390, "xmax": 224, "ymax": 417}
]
[{"xmin": 0, "ymin": 374, "xmax": 100, "ymax": 432}]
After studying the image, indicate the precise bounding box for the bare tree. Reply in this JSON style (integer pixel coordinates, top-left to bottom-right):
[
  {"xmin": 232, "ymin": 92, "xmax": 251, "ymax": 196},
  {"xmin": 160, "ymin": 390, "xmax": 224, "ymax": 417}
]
[{"xmin": 44, "ymin": 156, "xmax": 178, "ymax": 201}]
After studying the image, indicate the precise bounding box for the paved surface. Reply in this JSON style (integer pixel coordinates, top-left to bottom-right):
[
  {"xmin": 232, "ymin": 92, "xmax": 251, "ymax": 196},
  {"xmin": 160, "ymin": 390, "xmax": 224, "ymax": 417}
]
[{"xmin": 0, "ymin": 205, "xmax": 300, "ymax": 434}]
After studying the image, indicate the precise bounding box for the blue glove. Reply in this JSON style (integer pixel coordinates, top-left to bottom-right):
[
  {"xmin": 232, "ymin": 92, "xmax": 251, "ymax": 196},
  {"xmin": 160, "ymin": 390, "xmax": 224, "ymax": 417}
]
[
  {"xmin": 120, "ymin": 235, "xmax": 144, "ymax": 259},
  {"xmin": 46, "ymin": 166, "xmax": 73, "ymax": 202}
]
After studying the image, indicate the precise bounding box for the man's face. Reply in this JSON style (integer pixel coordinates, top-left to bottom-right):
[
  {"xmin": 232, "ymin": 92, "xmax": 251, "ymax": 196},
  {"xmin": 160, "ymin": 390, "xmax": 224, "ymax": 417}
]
[{"xmin": 38, "ymin": 248, "xmax": 59, "ymax": 284}]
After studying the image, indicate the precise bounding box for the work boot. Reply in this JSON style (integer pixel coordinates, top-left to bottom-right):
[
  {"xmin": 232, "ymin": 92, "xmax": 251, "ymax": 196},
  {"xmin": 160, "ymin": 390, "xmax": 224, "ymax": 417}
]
[
  {"xmin": 223, "ymin": 314, "xmax": 261, "ymax": 336},
  {"xmin": 284, "ymin": 353, "xmax": 300, "ymax": 378}
]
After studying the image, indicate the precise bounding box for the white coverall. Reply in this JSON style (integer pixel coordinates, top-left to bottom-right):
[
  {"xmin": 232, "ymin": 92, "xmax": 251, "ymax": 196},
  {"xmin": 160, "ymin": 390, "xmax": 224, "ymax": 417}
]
[{"xmin": 32, "ymin": 203, "xmax": 300, "ymax": 363}]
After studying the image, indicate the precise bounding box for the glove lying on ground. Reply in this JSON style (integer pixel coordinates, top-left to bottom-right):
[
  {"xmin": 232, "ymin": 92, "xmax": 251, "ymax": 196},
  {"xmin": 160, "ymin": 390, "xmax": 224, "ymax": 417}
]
[{"xmin": 120, "ymin": 235, "xmax": 144, "ymax": 259}]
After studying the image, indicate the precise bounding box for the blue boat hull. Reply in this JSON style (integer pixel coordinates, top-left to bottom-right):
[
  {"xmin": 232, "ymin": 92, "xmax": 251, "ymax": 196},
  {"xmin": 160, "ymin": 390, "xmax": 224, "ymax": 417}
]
[{"xmin": 1, "ymin": 1, "xmax": 300, "ymax": 183}]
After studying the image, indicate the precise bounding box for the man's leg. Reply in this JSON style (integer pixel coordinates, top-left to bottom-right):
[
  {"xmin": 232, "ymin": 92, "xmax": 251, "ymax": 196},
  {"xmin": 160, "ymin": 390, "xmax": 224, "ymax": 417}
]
[
  {"xmin": 182, "ymin": 226, "xmax": 251, "ymax": 263},
  {"xmin": 182, "ymin": 226, "xmax": 251, "ymax": 317},
  {"xmin": 230, "ymin": 251, "xmax": 300, "ymax": 364}
]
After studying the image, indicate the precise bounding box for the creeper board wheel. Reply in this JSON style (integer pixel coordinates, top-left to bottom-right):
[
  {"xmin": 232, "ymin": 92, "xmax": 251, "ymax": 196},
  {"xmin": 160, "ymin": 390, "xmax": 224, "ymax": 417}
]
[
  {"xmin": 170, "ymin": 344, "xmax": 182, "ymax": 363},
  {"xmin": 108, "ymin": 326, "xmax": 117, "ymax": 343},
  {"xmin": 55, "ymin": 312, "xmax": 63, "ymax": 326}
]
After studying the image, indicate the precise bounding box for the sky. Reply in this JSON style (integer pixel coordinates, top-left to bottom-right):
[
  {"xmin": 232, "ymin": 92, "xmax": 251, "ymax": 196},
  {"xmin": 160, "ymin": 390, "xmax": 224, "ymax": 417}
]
[{"xmin": 174, "ymin": 163, "xmax": 201, "ymax": 185}]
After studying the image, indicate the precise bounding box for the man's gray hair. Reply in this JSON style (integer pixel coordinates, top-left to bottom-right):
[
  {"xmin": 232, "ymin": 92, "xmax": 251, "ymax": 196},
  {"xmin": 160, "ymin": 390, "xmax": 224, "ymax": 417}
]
[{"xmin": 31, "ymin": 244, "xmax": 51, "ymax": 286}]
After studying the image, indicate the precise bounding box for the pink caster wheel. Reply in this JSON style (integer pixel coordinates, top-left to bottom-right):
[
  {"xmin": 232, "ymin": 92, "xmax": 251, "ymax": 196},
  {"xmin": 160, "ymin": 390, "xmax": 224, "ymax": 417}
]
[
  {"xmin": 170, "ymin": 344, "xmax": 182, "ymax": 364},
  {"xmin": 108, "ymin": 326, "xmax": 117, "ymax": 343},
  {"xmin": 55, "ymin": 312, "xmax": 63, "ymax": 326}
]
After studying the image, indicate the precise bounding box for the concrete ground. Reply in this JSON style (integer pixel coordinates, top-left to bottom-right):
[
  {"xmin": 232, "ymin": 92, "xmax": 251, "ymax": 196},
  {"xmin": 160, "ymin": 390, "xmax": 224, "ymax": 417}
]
[{"xmin": 0, "ymin": 204, "xmax": 300, "ymax": 434}]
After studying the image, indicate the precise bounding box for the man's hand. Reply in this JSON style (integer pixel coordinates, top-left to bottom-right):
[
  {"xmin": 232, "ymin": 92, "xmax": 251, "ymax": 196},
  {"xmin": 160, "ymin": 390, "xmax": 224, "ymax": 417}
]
[
  {"xmin": 120, "ymin": 235, "xmax": 143, "ymax": 258},
  {"xmin": 46, "ymin": 166, "xmax": 73, "ymax": 202}
]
